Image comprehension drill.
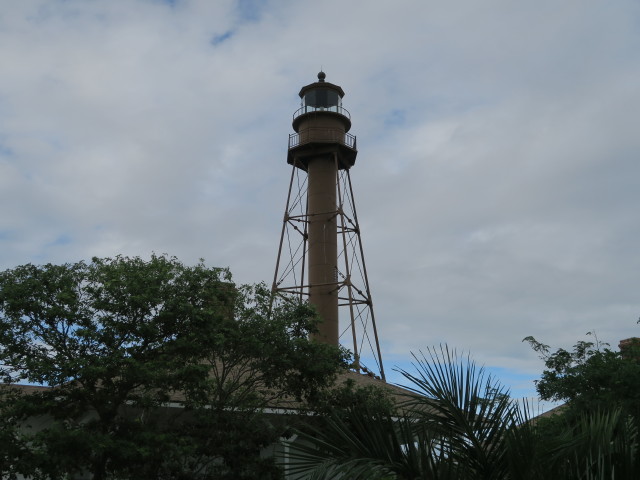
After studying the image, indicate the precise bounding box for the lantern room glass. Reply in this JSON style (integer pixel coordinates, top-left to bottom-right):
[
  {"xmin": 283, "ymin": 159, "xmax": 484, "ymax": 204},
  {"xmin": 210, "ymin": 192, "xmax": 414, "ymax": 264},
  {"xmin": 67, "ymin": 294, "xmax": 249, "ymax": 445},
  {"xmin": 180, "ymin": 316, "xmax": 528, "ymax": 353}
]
[{"xmin": 302, "ymin": 88, "xmax": 341, "ymax": 108}]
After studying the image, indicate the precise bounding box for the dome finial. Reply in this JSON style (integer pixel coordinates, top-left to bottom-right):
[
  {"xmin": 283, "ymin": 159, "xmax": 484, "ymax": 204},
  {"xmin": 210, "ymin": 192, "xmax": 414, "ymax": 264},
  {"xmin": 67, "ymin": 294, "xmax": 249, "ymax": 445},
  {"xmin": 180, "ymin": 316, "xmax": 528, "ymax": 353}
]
[{"xmin": 317, "ymin": 71, "xmax": 326, "ymax": 82}]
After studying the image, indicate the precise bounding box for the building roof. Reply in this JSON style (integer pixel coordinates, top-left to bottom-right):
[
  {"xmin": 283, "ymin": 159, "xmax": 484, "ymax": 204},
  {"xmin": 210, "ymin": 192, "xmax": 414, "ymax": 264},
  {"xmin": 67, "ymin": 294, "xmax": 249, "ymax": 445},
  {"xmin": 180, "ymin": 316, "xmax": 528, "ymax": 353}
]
[{"xmin": 3, "ymin": 369, "xmax": 416, "ymax": 414}]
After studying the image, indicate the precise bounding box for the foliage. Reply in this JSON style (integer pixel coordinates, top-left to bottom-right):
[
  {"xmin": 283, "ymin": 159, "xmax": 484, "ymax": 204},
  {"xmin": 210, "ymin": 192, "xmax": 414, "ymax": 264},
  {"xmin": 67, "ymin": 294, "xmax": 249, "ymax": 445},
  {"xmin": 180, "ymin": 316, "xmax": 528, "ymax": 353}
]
[
  {"xmin": 284, "ymin": 403, "xmax": 441, "ymax": 480},
  {"xmin": 0, "ymin": 255, "xmax": 348, "ymax": 479},
  {"xmin": 285, "ymin": 345, "xmax": 640, "ymax": 480},
  {"xmin": 307, "ymin": 377, "xmax": 396, "ymax": 417},
  {"xmin": 553, "ymin": 409, "xmax": 640, "ymax": 480}
]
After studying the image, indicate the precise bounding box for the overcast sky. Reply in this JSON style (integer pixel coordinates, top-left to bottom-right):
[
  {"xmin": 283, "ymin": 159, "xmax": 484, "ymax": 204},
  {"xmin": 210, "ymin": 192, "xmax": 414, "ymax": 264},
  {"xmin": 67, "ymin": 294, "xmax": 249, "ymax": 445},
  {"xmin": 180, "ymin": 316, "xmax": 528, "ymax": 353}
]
[{"xmin": 1, "ymin": 0, "xmax": 639, "ymax": 404}]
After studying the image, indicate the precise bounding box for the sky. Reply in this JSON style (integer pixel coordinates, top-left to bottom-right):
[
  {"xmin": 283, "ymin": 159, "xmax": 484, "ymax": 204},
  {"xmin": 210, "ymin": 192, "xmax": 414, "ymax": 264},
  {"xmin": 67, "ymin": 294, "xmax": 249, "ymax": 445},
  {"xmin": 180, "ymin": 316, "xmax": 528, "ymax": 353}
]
[{"xmin": 1, "ymin": 0, "xmax": 639, "ymax": 407}]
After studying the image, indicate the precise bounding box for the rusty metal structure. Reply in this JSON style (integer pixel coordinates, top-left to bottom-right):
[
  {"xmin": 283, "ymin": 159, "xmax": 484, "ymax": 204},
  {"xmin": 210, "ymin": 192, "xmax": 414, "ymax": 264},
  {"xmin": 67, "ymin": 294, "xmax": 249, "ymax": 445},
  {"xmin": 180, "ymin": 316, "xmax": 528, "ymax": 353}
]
[{"xmin": 272, "ymin": 72, "xmax": 385, "ymax": 380}]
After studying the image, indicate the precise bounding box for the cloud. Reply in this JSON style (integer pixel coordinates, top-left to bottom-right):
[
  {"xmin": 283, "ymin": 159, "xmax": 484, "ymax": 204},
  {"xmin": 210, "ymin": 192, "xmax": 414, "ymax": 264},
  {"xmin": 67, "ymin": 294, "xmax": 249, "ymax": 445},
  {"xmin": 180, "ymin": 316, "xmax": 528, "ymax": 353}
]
[{"xmin": 1, "ymin": 0, "xmax": 639, "ymax": 401}]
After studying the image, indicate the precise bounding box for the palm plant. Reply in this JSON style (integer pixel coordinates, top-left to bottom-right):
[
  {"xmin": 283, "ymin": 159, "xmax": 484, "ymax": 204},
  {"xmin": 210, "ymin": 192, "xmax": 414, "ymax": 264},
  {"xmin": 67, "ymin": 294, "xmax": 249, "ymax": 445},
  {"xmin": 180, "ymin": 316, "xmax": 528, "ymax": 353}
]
[
  {"xmin": 401, "ymin": 347, "xmax": 548, "ymax": 479},
  {"xmin": 284, "ymin": 346, "xmax": 640, "ymax": 479},
  {"xmin": 284, "ymin": 346, "xmax": 543, "ymax": 479},
  {"xmin": 283, "ymin": 405, "xmax": 449, "ymax": 480},
  {"xmin": 549, "ymin": 409, "xmax": 639, "ymax": 480}
]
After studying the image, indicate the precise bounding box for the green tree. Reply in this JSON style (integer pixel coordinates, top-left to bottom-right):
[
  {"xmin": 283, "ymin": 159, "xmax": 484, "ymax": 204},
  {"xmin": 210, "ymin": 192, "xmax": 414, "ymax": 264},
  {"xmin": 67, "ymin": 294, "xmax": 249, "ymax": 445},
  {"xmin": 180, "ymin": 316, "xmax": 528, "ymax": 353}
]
[
  {"xmin": 0, "ymin": 255, "xmax": 347, "ymax": 479},
  {"xmin": 523, "ymin": 333, "xmax": 640, "ymax": 420}
]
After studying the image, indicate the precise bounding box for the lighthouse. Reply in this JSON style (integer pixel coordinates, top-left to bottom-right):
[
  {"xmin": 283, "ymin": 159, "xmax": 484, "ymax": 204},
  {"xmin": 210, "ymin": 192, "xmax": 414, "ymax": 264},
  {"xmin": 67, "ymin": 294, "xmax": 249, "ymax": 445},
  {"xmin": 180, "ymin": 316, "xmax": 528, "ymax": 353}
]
[{"xmin": 272, "ymin": 72, "xmax": 385, "ymax": 380}]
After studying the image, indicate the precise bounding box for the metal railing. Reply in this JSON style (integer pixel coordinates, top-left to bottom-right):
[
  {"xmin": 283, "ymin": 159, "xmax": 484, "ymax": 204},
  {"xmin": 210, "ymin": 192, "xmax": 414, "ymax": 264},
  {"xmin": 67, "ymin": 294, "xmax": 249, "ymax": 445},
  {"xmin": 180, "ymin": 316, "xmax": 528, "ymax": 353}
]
[
  {"xmin": 292, "ymin": 105, "xmax": 351, "ymax": 121},
  {"xmin": 289, "ymin": 128, "xmax": 357, "ymax": 150}
]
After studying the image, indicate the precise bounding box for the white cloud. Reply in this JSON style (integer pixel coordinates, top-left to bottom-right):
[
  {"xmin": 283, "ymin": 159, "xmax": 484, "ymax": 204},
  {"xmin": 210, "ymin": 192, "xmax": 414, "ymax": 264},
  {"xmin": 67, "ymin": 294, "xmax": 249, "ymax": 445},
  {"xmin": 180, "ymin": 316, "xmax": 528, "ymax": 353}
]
[{"xmin": 1, "ymin": 0, "xmax": 639, "ymax": 399}]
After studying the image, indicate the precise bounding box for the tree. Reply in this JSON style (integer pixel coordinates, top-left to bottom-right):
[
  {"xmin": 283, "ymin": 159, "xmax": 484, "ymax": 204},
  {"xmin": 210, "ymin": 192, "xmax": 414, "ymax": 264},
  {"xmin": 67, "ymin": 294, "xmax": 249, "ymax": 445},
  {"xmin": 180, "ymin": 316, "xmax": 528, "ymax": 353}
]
[
  {"xmin": 524, "ymin": 333, "xmax": 640, "ymax": 420},
  {"xmin": 0, "ymin": 255, "xmax": 347, "ymax": 479}
]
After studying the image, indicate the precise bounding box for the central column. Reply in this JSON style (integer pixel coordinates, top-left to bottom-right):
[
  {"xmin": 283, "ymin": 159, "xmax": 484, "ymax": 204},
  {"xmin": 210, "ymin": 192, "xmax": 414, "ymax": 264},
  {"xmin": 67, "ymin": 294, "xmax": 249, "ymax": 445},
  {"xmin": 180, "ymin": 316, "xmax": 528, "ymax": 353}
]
[{"xmin": 307, "ymin": 154, "xmax": 338, "ymax": 344}]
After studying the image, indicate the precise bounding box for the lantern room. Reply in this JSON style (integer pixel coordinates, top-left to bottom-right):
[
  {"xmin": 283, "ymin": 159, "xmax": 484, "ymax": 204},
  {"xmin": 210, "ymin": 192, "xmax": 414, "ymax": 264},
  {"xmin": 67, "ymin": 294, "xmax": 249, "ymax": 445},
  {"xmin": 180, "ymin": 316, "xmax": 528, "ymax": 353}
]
[{"xmin": 292, "ymin": 71, "xmax": 352, "ymax": 133}]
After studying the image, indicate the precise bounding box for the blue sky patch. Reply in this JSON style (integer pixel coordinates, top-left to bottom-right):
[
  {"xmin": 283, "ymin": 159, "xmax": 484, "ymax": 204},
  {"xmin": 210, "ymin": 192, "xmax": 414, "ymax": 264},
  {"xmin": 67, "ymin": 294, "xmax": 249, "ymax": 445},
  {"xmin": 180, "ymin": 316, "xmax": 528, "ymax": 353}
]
[
  {"xmin": 384, "ymin": 109, "xmax": 406, "ymax": 127},
  {"xmin": 46, "ymin": 234, "xmax": 72, "ymax": 248},
  {"xmin": 211, "ymin": 30, "xmax": 234, "ymax": 46},
  {"xmin": 236, "ymin": 0, "xmax": 269, "ymax": 23},
  {"xmin": 0, "ymin": 143, "xmax": 13, "ymax": 157}
]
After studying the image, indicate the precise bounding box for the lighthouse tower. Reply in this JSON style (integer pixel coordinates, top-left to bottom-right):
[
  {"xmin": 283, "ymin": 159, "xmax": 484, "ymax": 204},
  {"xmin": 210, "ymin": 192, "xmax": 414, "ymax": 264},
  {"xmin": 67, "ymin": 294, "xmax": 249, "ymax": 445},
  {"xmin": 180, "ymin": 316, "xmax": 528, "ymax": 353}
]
[{"xmin": 272, "ymin": 72, "xmax": 385, "ymax": 380}]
